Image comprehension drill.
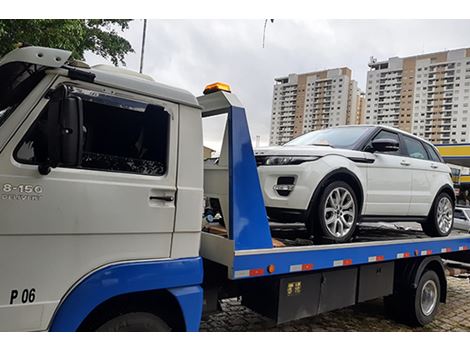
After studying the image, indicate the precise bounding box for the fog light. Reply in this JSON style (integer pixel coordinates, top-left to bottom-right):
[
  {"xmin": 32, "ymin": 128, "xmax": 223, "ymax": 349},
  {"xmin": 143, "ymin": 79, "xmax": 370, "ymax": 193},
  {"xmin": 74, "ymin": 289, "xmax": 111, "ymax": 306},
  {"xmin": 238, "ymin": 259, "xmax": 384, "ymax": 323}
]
[{"xmin": 273, "ymin": 184, "xmax": 295, "ymax": 192}]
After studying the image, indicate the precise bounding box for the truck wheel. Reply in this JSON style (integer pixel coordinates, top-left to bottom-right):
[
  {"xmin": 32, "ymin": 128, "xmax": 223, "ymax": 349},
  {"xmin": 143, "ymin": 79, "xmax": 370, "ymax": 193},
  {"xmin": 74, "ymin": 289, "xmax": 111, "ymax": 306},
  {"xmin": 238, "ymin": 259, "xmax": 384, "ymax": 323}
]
[
  {"xmin": 385, "ymin": 270, "xmax": 441, "ymax": 326},
  {"xmin": 96, "ymin": 312, "xmax": 171, "ymax": 332},
  {"xmin": 421, "ymin": 192, "xmax": 453, "ymax": 237},
  {"xmin": 311, "ymin": 181, "xmax": 358, "ymax": 244},
  {"xmin": 407, "ymin": 270, "xmax": 441, "ymax": 326}
]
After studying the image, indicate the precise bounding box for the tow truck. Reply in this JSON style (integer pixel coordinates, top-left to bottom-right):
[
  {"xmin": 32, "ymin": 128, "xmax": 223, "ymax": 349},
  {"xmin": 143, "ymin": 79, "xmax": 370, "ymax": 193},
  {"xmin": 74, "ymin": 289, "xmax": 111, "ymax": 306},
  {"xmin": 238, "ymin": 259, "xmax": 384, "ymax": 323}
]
[{"xmin": 1, "ymin": 45, "xmax": 470, "ymax": 331}]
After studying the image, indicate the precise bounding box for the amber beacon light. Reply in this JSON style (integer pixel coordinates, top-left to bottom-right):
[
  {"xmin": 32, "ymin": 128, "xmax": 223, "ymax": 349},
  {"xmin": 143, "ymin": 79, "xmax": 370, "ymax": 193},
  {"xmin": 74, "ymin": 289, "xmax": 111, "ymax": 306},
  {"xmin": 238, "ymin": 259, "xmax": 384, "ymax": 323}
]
[{"xmin": 203, "ymin": 82, "xmax": 231, "ymax": 95}]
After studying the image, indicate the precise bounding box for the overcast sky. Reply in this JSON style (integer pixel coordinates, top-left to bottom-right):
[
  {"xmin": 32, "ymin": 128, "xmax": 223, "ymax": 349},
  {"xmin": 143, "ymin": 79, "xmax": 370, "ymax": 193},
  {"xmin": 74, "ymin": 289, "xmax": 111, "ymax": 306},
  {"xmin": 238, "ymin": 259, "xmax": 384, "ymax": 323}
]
[{"xmin": 85, "ymin": 19, "xmax": 470, "ymax": 149}]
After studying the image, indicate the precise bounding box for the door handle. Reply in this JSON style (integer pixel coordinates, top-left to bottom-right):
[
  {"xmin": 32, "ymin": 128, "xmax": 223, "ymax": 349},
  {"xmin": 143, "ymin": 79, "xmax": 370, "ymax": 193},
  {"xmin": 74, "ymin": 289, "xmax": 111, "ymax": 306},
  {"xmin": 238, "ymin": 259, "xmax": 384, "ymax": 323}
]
[
  {"xmin": 430, "ymin": 164, "xmax": 438, "ymax": 169},
  {"xmin": 149, "ymin": 195, "xmax": 174, "ymax": 202},
  {"xmin": 400, "ymin": 160, "xmax": 411, "ymax": 166}
]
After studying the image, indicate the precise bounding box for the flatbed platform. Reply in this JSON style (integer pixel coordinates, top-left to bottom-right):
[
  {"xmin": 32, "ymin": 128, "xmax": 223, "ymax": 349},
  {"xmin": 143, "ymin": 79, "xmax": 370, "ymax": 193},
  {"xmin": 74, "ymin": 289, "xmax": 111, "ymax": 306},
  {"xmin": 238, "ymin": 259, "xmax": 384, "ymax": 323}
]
[
  {"xmin": 201, "ymin": 223, "xmax": 470, "ymax": 280},
  {"xmin": 270, "ymin": 222, "xmax": 469, "ymax": 245}
]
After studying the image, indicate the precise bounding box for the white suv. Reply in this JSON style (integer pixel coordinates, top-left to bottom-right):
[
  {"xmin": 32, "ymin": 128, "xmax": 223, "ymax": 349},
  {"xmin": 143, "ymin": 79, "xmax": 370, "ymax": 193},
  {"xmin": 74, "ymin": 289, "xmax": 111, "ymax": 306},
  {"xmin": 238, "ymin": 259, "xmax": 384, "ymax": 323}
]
[{"xmin": 256, "ymin": 125, "xmax": 455, "ymax": 244}]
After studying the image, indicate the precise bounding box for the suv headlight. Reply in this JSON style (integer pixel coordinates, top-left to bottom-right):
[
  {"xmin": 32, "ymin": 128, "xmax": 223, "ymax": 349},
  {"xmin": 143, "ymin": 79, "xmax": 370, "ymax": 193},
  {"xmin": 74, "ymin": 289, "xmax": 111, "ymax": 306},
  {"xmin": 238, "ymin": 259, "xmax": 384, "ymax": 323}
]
[{"xmin": 264, "ymin": 156, "xmax": 319, "ymax": 166}]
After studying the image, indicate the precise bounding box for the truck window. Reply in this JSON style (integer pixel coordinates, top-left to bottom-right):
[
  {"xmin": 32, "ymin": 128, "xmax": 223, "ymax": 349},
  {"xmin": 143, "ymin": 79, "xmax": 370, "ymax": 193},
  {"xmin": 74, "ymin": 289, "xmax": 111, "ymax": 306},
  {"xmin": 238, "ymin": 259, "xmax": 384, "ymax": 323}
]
[
  {"xmin": 0, "ymin": 62, "xmax": 46, "ymax": 127},
  {"xmin": 15, "ymin": 87, "xmax": 170, "ymax": 176}
]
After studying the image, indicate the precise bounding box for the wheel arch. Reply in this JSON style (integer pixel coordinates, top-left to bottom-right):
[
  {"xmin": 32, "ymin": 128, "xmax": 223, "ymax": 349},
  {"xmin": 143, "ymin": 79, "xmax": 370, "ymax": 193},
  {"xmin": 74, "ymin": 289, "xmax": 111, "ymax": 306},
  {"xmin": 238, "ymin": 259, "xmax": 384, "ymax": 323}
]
[
  {"xmin": 307, "ymin": 167, "xmax": 365, "ymax": 216},
  {"xmin": 77, "ymin": 288, "xmax": 186, "ymax": 331},
  {"xmin": 48, "ymin": 258, "xmax": 203, "ymax": 331},
  {"xmin": 435, "ymin": 184, "xmax": 456, "ymax": 204},
  {"xmin": 395, "ymin": 256, "xmax": 447, "ymax": 303},
  {"xmin": 427, "ymin": 184, "xmax": 456, "ymax": 218}
]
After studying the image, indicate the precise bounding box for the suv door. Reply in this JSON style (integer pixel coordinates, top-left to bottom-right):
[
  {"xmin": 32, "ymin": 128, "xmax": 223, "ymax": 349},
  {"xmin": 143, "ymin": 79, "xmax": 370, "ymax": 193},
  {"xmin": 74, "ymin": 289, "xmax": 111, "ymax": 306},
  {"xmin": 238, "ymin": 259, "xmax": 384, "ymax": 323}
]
[
  {"xmin": 400, "ymin": 135, "xmax": 434, "ymax": 216},
  {"xmin": 0, "ymin": 82, "xmax": 178, "ymax": 331},
  {"xmin": 362, "ymin": 129, "xmax": 412, "ymax": 216}
]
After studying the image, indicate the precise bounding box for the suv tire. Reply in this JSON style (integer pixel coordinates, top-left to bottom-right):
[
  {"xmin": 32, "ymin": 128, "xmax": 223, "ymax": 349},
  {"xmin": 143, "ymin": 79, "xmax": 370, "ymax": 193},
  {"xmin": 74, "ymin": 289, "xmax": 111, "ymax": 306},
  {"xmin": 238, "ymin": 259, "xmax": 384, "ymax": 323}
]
[
  {"xmin": 310, "ymin": 180, "xmax": 358, "ymax": 244},
  {"xmin": 421, "ymin": 192, "xmax": 454, "ymax": 237}
]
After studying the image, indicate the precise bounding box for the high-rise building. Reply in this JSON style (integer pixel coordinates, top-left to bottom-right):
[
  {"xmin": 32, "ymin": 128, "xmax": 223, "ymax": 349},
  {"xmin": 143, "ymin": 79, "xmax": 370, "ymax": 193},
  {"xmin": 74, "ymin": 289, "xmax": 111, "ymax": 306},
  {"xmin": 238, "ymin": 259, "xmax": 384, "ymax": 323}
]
[
  {"xmin": 270, "ymin": 68, "xmax": 361, "ymax": 145},
  {"xmin": 355, "ymin": 91, "xmax": 366, "ymax": 125},
  {"xmin": 366, "ymin": 48, "xmax": 470, "ymax": 144}
]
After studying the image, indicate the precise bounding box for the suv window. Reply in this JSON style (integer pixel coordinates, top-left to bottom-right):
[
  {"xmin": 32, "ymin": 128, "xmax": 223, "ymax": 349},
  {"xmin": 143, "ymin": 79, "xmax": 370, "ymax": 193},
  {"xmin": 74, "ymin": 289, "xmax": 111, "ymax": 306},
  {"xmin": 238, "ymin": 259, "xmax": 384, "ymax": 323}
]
[
  {"xmin": 365, "ymin": 129, "xmax": 400, "ymax": 155},
  {"xmin": 15, "ymin": 87, "xmax": 170, "ymax": 176},
  {"xmin": 402, "ymin": 135, "xmax": 428, "ymax": 160},
  {"xmin": 423, "ymin": 143, "xmax": 442, "ymax": 162}
]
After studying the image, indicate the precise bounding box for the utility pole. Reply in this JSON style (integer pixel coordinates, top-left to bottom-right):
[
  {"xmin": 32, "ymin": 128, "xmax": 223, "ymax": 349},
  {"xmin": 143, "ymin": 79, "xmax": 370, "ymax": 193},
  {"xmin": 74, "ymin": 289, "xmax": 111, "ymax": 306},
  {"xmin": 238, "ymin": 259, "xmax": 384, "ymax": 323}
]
[{"xmin": 139, "ymin": 19, "xmax": 147, "ymax": 73}]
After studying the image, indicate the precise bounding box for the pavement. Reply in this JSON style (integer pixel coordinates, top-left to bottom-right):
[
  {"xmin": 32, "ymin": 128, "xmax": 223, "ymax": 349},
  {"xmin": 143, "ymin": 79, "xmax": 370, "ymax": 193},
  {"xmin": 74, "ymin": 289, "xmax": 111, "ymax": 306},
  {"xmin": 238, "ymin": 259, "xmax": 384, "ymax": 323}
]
[{"xmin": 200, "ymin": 276, "xmax": 470, "ymax": 331}]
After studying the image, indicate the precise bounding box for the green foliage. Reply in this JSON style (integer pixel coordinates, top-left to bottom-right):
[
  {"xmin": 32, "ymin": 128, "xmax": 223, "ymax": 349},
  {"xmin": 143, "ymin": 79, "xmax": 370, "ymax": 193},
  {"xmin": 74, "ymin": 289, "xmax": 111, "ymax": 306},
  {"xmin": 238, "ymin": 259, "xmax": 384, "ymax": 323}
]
[{"xmin": 0, "ymin": 19, "xmax": 134, "ymax": 66}]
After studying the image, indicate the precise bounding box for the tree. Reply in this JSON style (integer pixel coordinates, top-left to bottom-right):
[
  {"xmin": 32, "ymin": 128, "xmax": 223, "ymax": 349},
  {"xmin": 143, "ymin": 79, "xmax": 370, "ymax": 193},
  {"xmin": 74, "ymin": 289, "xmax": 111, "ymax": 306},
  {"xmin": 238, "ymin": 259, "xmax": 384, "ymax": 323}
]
[{"xmin": 0, "ymin": 19, "xmax": 134, "ymax": 66}]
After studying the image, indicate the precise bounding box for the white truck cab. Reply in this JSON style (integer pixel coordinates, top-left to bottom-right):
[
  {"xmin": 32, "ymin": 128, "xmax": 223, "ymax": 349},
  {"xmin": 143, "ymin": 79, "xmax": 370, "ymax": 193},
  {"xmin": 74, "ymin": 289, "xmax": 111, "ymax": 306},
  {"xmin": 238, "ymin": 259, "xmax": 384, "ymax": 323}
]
[{"xmin": 0, "ymin": 46, "xmax": 203, "ymax": 331}]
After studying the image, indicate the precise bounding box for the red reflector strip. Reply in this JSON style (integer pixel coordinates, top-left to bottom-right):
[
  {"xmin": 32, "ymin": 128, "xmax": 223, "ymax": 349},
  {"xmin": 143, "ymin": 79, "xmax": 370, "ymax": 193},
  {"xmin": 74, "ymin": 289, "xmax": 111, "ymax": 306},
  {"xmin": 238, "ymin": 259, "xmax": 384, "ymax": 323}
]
[
  {"xmin": 368, "ymin": 255, "xmax": 385, "ymax": 262},
  {"xmin": 333, "ymin": 259, "xmax": 352, "ymax": 267},
  {"xmin": 289, "ymin": 263, "xmax": 314, "ymax": 272},
  {"xmin": 459, "ymin": 245, "xmax": 469, "ymax": 251},
  {"xmin": 233, "ymin": 268, "xmax": 264, "ymax": 279},
  {"xmin": 420, "ymin": 250, "xmax": 433, "ymax": 256},
  {"xmin": 249, "ymin": 268, "xmax": 264, "ymax": 277},
  {"xmin": 396, "ymin": 252, "xmax": 411, "ymax": 259},
  {"xmin": 441, "ymin": 248, "xmax": 452, "ymax": 253}
]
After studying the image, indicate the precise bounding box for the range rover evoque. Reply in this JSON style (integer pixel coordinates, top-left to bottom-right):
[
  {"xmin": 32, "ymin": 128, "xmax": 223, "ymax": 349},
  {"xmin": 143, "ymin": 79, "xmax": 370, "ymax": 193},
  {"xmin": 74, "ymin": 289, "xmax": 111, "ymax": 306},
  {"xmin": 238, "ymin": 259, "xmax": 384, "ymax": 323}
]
[{"xmin": 255, "ymin": 125, "xmax": 455, "ymax": 244}]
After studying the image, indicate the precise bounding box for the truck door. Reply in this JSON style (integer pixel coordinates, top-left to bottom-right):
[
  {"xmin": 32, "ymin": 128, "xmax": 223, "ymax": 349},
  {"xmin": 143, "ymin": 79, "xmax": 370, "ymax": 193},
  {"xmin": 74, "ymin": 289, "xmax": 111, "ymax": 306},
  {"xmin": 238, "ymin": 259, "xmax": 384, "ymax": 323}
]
[{"xmin": 0, "ymin": 83, "xmax": 178, "ymax": 331}]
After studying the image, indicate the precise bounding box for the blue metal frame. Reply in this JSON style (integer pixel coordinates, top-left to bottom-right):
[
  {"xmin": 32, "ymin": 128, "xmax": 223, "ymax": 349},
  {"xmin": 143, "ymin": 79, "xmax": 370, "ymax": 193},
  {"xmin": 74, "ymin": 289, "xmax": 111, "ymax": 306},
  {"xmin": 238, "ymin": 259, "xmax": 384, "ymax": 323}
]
[
  {"xmin": 231, "ymin": 237, "xmax": 470, "ymax": 279},
  {"xmin": 49, "ymin": 257, "xmax": 203, "ymax": 331},
  {"xmin": 228, "ymin": 106, "xmax": 272, "ymax": 251}
]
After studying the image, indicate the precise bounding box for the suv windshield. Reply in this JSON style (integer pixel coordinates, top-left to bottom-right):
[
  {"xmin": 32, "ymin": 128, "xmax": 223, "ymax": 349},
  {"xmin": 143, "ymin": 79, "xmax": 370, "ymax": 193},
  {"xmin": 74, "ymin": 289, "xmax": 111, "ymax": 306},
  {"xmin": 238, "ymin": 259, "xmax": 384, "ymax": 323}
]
[
  {"xmin": 285, "ymin": 126, "xmax": 373, "ymax": 149},
  {"xmin": 0, "ymin": 62, "xmax": 46, "ymax": 127}
]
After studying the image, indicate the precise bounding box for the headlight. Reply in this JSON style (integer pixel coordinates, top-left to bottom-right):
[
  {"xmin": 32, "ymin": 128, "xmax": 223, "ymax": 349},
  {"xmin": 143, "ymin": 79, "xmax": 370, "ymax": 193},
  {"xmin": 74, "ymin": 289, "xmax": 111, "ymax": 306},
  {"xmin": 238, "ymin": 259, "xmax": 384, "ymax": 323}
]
[{"xmin": 264, "ymin": 156, "xmax": 319, "ymax": 166}]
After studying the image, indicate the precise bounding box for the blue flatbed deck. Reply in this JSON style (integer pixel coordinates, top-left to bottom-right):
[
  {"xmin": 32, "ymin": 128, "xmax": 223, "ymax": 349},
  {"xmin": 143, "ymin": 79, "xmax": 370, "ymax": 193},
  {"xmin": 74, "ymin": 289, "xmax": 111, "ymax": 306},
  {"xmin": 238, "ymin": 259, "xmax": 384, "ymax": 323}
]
[{"xmin": 201, "ymin": 224, "xmax": 470, "ymax": 280}]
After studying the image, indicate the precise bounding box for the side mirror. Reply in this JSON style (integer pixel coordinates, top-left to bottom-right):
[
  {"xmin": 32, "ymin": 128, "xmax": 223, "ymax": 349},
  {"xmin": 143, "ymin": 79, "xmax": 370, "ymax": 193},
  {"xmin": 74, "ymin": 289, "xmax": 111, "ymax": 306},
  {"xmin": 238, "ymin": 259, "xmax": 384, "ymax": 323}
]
[
  {"xmin": 39, "ymin": 87, "xmax": 83, "ymax": 175},
  {"xmin": 371, "ymin": 138, "xmax": 399, "ymax": 153}
]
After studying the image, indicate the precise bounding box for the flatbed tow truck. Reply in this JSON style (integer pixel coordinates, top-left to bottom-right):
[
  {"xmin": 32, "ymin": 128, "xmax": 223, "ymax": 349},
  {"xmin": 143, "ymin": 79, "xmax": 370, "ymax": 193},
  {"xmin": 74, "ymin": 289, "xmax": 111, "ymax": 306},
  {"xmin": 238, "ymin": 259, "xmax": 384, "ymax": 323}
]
[{"xmin": 0, "ymin": 46, "xmax": 470, "ymax": 331}]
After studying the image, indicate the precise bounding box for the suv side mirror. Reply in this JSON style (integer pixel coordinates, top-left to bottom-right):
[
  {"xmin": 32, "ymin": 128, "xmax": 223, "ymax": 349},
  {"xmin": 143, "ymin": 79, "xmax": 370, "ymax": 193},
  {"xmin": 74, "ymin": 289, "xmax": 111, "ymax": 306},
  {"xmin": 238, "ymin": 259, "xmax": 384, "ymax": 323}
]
[
  {"xmin": 39, "ymin": 87, "xmax": 83, "ymax": 175},
  {"xmin": 371, "ymin": 138, "xmax": 399, "ymax": 153}
]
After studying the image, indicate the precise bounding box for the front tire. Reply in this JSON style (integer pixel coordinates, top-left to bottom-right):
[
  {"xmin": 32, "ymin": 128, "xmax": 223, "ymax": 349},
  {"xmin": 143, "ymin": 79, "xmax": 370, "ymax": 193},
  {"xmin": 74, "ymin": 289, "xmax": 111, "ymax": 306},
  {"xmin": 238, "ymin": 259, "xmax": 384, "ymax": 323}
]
[
  {"xmin": 421, "ymin": 192, "xmax": 454, "ymax": 237},
  {"xmin": 310, "ymin": 181, "xmax": 358, "ymax": 244},
  {"xmin": 96, "ymin": 312, "xmax": 171, "ymax": 332}
]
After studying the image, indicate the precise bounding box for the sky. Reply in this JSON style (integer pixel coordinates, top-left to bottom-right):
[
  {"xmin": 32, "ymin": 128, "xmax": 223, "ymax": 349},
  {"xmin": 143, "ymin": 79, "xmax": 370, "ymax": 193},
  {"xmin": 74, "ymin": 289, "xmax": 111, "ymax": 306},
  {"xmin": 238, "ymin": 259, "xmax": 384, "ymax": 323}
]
[{"xmin": 85, "ymin": 19, "xmax": 470, "ymax": 149}]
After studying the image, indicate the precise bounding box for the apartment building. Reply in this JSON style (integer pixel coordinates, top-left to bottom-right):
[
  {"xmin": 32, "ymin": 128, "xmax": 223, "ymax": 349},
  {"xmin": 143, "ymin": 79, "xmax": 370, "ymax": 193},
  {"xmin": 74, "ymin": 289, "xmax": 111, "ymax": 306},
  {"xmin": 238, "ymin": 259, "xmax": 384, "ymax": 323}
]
[
  {"xmin": 270, "ymin": 68, "xmax": 361, "ymax": 145},
  {"xmin": 355, "ymin": 92, "xmax": 366, "ymax": 125},
  {"xmin": 366, "ymin": 48, "xmax": 470, "ymax": 144}
]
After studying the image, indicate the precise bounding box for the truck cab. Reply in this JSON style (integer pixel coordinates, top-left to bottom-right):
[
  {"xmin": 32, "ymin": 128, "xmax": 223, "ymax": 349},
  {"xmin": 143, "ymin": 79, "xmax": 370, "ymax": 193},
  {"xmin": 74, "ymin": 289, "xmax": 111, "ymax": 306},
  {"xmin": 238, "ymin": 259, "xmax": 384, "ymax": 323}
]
[{"xmin": 0, "ymin": 46, "xmax": 204, "ymax": 331}]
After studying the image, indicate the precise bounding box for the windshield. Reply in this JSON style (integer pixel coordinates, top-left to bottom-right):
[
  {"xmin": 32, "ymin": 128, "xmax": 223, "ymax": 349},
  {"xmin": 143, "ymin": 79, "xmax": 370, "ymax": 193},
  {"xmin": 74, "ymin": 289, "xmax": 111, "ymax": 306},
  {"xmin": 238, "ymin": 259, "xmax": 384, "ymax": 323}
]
[
  {"xmin": 0, "ymin": 62, "xmax": 45, "ymax": 127},
  {"xmin": 285, "ymin": 126, "xmax": 373, "ymax": 149}
]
